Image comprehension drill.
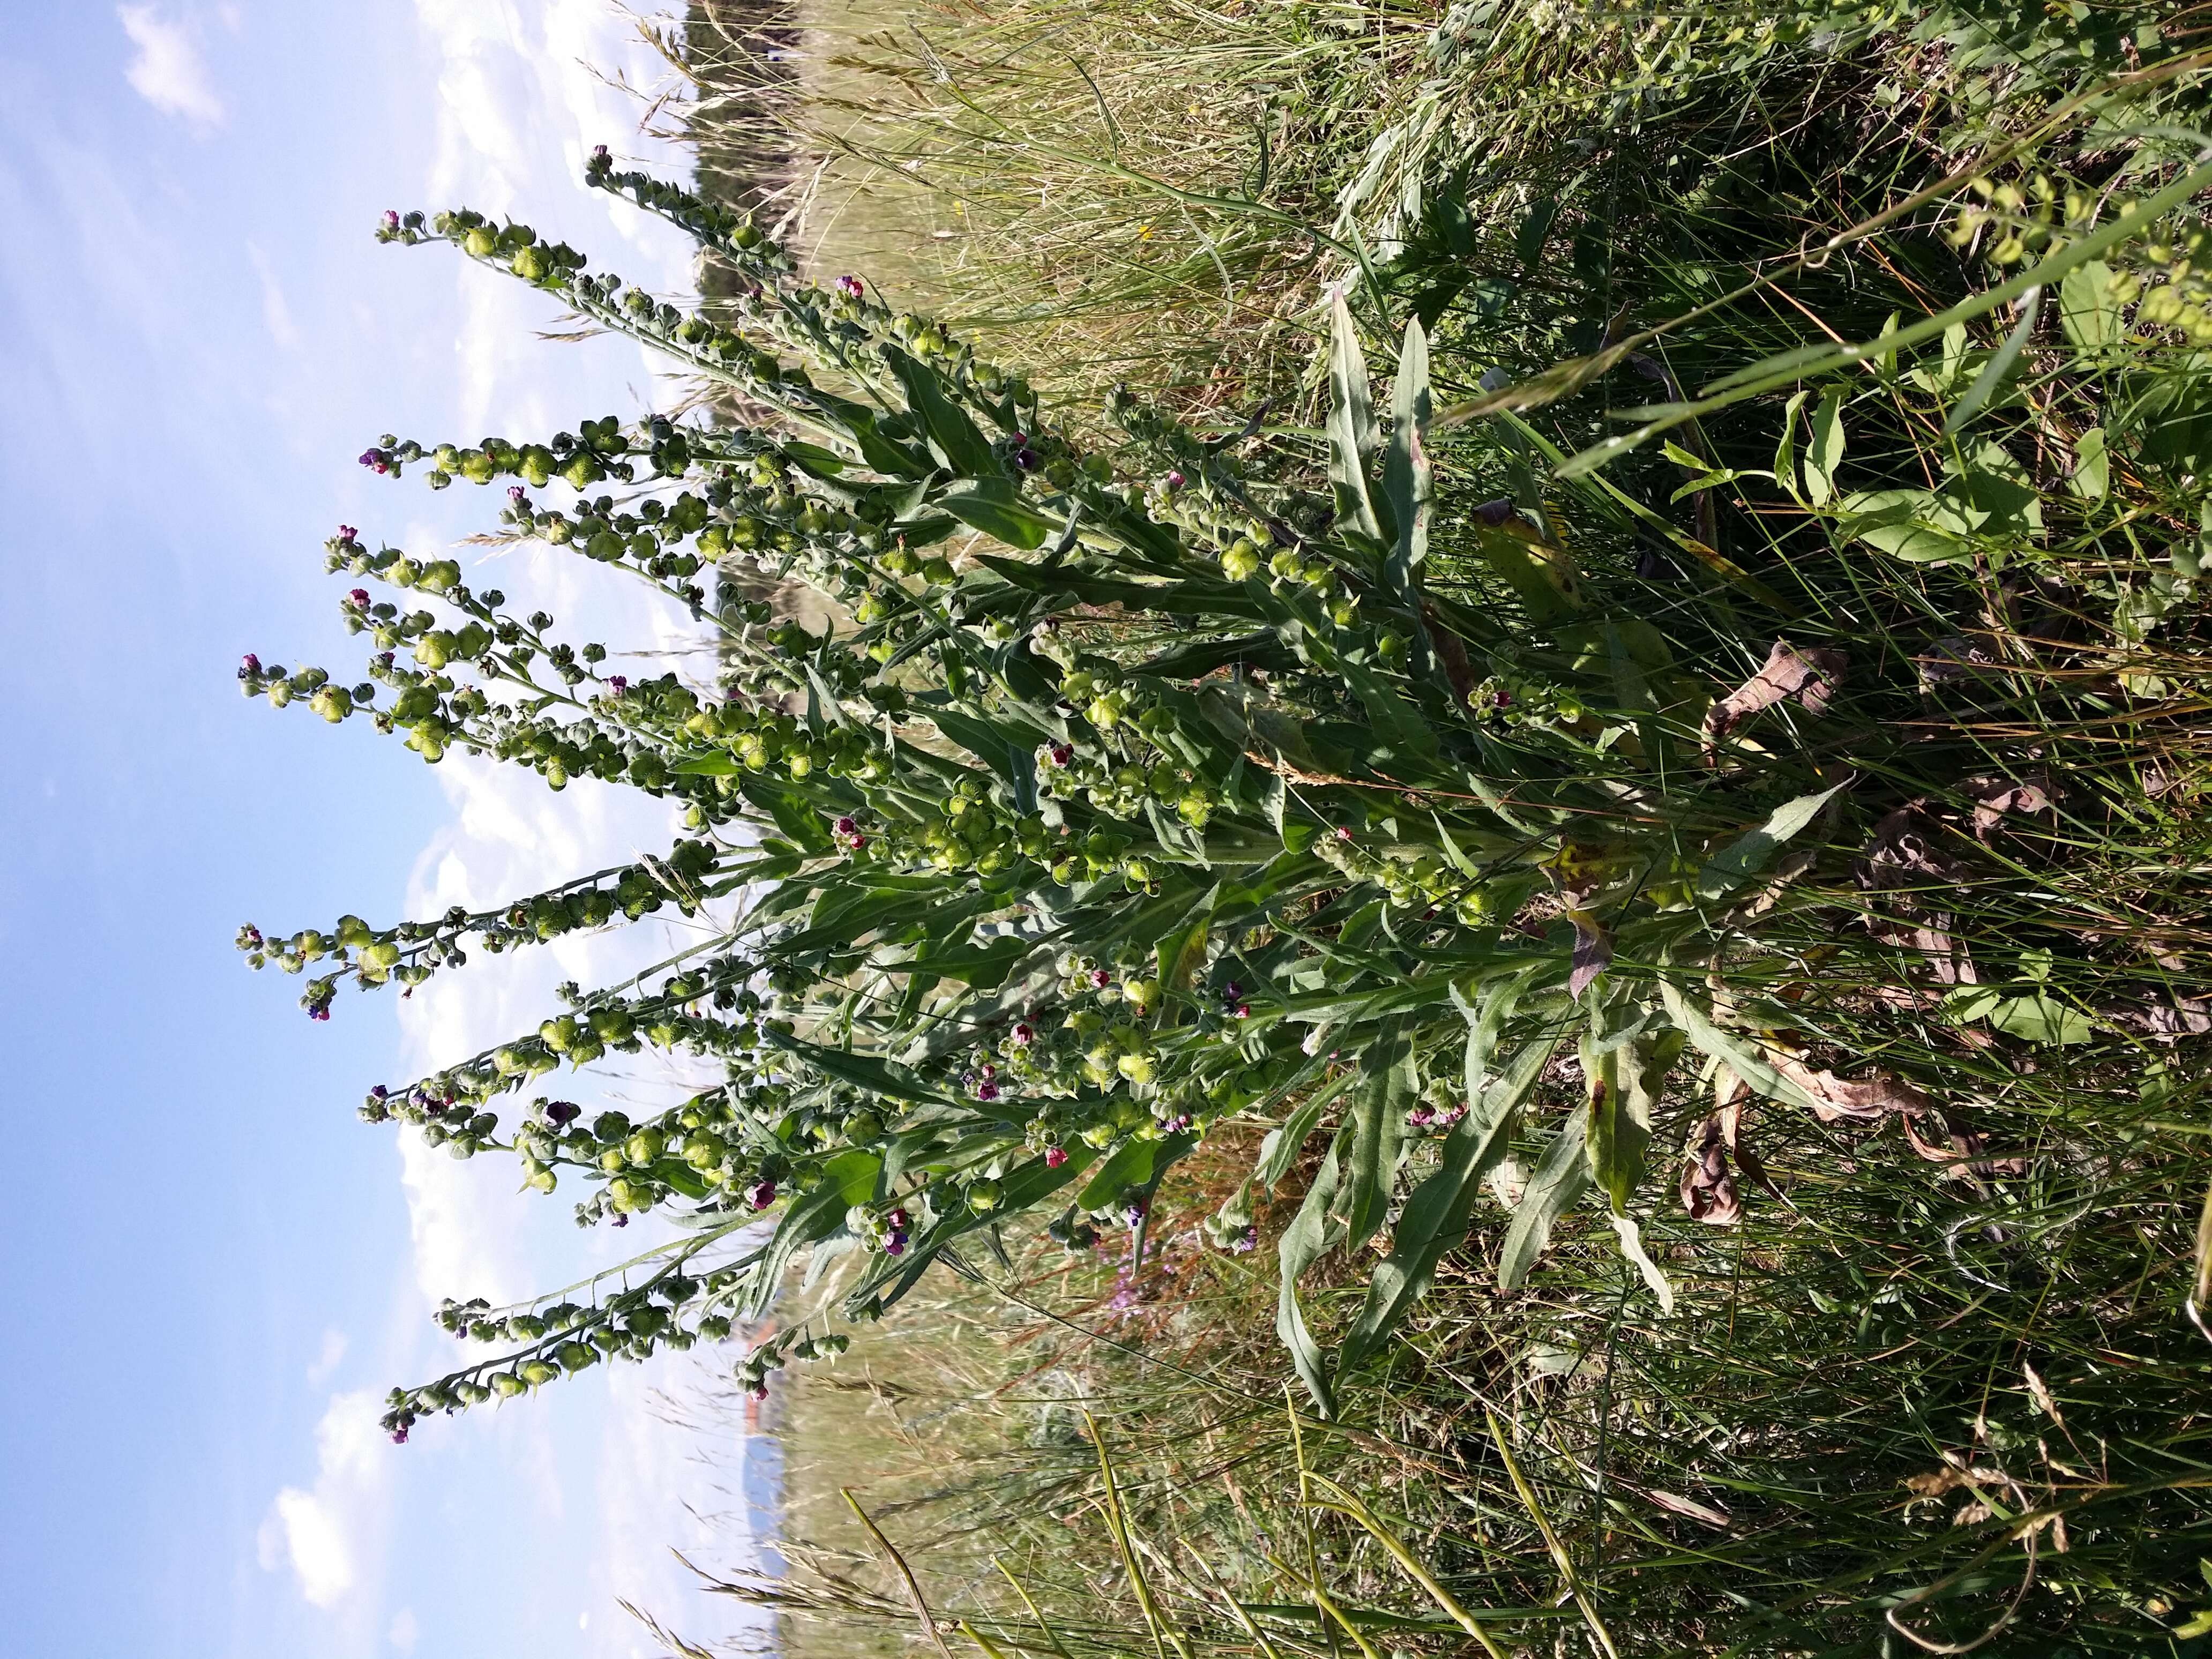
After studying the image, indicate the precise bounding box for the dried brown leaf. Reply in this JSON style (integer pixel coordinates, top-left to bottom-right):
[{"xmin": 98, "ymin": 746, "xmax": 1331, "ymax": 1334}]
[
  {"xmin": 1961, "ymin": 774, "xmax": 2054, "ymax": 840},
  {"xmin": 1568, "ymin": 911, "xmax": 1613, "ymax": 1001},
  {"xmin": 1703, "ymin": 639, "xmax": 1848, "ymax": 763}
]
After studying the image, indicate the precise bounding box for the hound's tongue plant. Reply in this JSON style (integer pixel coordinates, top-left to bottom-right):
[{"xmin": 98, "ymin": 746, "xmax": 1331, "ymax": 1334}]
[{"xmin": 245, "ymin": 130, "xmax": 2209, "ymax": 1444}]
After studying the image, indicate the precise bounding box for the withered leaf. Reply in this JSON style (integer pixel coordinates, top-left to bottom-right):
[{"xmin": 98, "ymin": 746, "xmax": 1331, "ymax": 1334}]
[
  {"xmin": 1767, "ymin": 1053, "xmax": 1931, "ymax": 1123},
  {"xmin": 1961, "ymin": 774, "xmax": 2054, "ymax": 840},
  {"xmin": 1568, "ymin": 910, "xmax": 1614, "ymax": 1001},
  {"xmin": 1702, "ymin": 639, "xmax": 1848, "ymax": 763},
  {"xmin": 1679, "ymin": 1109, "xmax": 1743, "ymax": 1225}
]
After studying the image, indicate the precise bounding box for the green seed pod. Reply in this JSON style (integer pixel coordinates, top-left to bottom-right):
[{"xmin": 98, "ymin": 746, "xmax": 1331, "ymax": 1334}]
[{"xmin": 624, "ymin": 1127, "xmax": 666, "ymax": 1166}]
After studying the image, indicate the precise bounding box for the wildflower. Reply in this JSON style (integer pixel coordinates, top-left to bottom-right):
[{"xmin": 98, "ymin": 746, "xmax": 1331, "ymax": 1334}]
[
  {"xmin": 1234, "ymin": 1004, "xmax": 1251, "ymax": 1020},
  {"xmin": 1045, "ymin": 1146, "xmax": 1068, "ymax": 1168},
  {"xmin": 844, "ymin": 832, "xmax": 868, "ymax": 852},
  {"xmin": 1012, "ymin": 1022, "xmax": 1035, "ymax": 1046},
  {"xmin": 746, "ymin": 1178, "xmax": 777, "ymax": 1210},
  {"xmin": 1408, "ymin": 1104, "xmax": 1434, "ymax": 1128},
  {"xmin": 748, "ymin": 1382, "xmax": 768, "ymax": 1401},
  {"xmin": 390, "ymin": 1425, "xmax": 410, "ymax": 1444},
  {"xmin": 360, "ymin": 449, "xmax": 392, "ymax": 474},
  {"xmin": 1231, "ymin": 1225, "xmax": 1258, "ymax": 1254},
  {"xmin": 1165, "ymin": 470, "xmax": 1185, "ymax": 489},
  {"xmin": 347, "ymin": 589, "xmax": 370, "ymax": 609},
  {"xmin": 885, "ymin": 1234, "xmax": 907, "ymax": 1256},
  {"xmin": 976, "ymin": 1079, "xmax": 1001, "ymax": 1102},
  {"xmin": 612, "ymin": 1213, "xmax": 629, "ymax": 1227},
  {"xmin": 1125, "ymin": 1199, "xmax": 1147, "ymax": 1228},
  {"xmin": 1090, "ymin": 968, "xmax": 1111, "ymax": 990},
  {"xmin": 382, "ymin": 210, "xmax": 401, "ymax": 232},
  {"xmin": 1335, "ymin": 825, "xmax": 1354, "ymax": 841},
  {"xmin": 1049, "ymin": 744, "xmax": 1074, "ymax": 767},
  {"xmin": 606, "ymin": 676, "xmax": 627, "ymax": 695},
  {"xmin": 1164, "ymin": 1114, "xmax": 1192, "ymax": 1133},
  {"xmin": 238, "ymin": 653, "xmax": 261, "ymax": 678},
  {"xmin": 337, "ymin": 525, "xmax": 358, "ymax": 543},
  {"xmin": 1492, "ymin": 689, "xmax": 1512, "ymax": 708},
  {"xmin": 368, "ymin": 1083, "xmax": 386, "ymax": 1100},
  {"xmin": 545, "ymin": 1101, "xmax": 581, "ymax": 1126},
  {"xmin": 507, "ymin": 484, "xmax": 527, "ymax": 503},
  {"xmin": 835, "ymin": 816, "xmax": 858, "ymax": 835},
  {"xmin": 888, "ymin": 1208, "xmax": 910, "ymax": 1230},
  {"xmin": 309, "ymin": 1005, "xmax": 330, "ymax": 1021},
  {"xmin": 835, "ymin": 274, "xmax": 864, "ymax": 300},
  {"xmin": 1012, "ymin": 447, "xmax": 1040, "ymax": 473},
  {"xmin": 592, "ymin": 145, "xmax": 609, "ymax": 163}
]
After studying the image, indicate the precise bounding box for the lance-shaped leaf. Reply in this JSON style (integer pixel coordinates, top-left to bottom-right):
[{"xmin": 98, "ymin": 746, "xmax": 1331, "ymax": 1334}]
[
  {"xmin": 887, "ymin": 347, "xmax": 998, "ymax": 476},
  {"xmin": 1326, "ymin": 291, "xmax": 1385, "ymax": 542},
  {"xmin": 1337, "ymin": 1034, "xmax": 1414, "ymax": 1252},
  {"xmin": 939, "ymin": 478, "xmax": 1060, "ymax": 551},
  {"xmin": 1498, "ymin": 1112, "xmax": 1590, "ymax": 1292},
  {"xmin": 1341, "ymin": 1032, "xmax": 1561, "ymax": 1366},
  {"xmin": 1694, "ymin": 780, "xmax": 1847, "ymax": 902},
  {"xmin": 1277, "ymin": 1124, "xmax": 1347, "ymax": 1416},
  {"xmin": 1382, "ymin": 316, "xmax": 1433, "ymax": 617}
]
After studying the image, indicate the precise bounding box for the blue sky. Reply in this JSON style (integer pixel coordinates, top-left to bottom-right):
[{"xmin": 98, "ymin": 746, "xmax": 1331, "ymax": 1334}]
[{"xmin": 0, "ymin": 7, "xmax": 775, "ymax": 1656}]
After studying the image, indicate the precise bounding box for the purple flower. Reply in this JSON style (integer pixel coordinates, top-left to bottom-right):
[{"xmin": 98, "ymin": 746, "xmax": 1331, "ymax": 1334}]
[
  {"xmin": 1010, "ymin": 431, "xmax": 1029, "ymax": 448},
  {"xmin": 976, "ymin": 1080, "xmax": 1001, "ymax": 1102},
  {"xmin": 1049, "ymin": 744, "xmax": 1074, "ymax": 767},
  {"xmin": 1165, "ymin": 470, "xmax": 1185, "ymax": 489},
  {"xmin": 888, "ymin": 1208, "xmax": 910, "ymax": 1230},
  {"xmin": 612, "ymin": 1213, "xmax": 630, "ymax": 1228},
  {"xmin": 606, "ymin": 676, "xmax": 627, "ymax": 695},
  {"xmin": 545, "ymin": 1101, "xmax": 581, "ymax": 1126},
  {"xmin": 836, "ymin": 274, "xmax": 864, "ymax": 300},
  {"xmin": 382, "ymin": 210, "xmax": 401, "ymax": 231},
  {"xmin": 1164, "ymin": 1114, "xmax": 1192, "ymax": 1133},
  {"xmin": 337, "ymin": 525, "xmax": 358, "ymax": 543},
  {"xmin": 845, "ymin": 832, "xmax": 868, "ymax": 853},
  {"xmin": 1012, "ymin": 1022, "xmax": 1035, "ymax": 1047},
  {"xmin": 1408, "ymin": 1105, "xmax": 1434, "ymax": 1128},
  {"xmin": 390, "ymin": 1425, "xmax": 410, "ymax": 1444},
  {"xmin": 1125, "ymin": 1199, "xmax": 1147, "ymax": 1228},
  {"xmin": 885, "ymin": 1232, "xmax": 907, "ymax": 1257},
  {"xmin": 1045, "ymin": 1146, "xmax": 1068, "ymax": 1168},
  {"xmin": 835, "ymin": 816, "xmax": 857, "ymax": 835},
  {"xmin": 347, "ymin": 589, "xmax": 370, "ymax": 609},
  {"xmin": 748, "ymin": 1382, "xmax": 768, "ymax": 1401},
  {"xmin": 1234, "ymin": 1003, "xmax": 1251, "ymax": 1020},
  {"xmin": 1491, "ymin": 689, "xmax": 1513, "ymax": 708},
  {"xmin": 747, "ymin": 1178, "xmax": 778, "ymax": 1211},
  {"xmin": 507, "ymin": 484, "xmax": 527, "ymax": 503},
  {"xmin": 238, "ymin": 653, "xmax": 261, "ymax": 677},
  {"xmin": 1090, "ymin": 968, "xmax": 1111, "ymax": 990},
  {"xmin": 1231, "ymin": 1225, "xmax": 1258, "ymax": 1254},
  {"xmin": 1012, "ymin": 447, "xmax": 1040, "ymax": 472},
  {"xmin": 1335, "ymin": 825, "xmax": 1354, "ymax": 841},
  {"xmin": 369, "ymin": 1083, "xmax": 387, "ymax": 1100},
  {"xmin": 360, "ymin": 449, "xmax": 392, "ymax": 475},
  {"xmin": 309, "ymin": 1005, "xmax": 330, "ymax": 1022}
]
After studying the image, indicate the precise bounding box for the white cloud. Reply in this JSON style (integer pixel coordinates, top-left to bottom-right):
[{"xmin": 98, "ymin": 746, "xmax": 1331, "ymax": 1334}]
[
  {"xmin": 258, "ymin": 1389, "xmax": 388, "ymax": 1608},
  {"xmin": 388, "ymin": 1608, "xmax": 420, "ymax": 1653},
  {"xmin": 117, "ymin": 5, "xmax": 225, "ymax": 129},
  {"xmin": 247, "ymin": 241, "xmax": 303, "ymax": 349},
  {"xmin": 308, "ymin": 1326, "xmax": 349, "ymax": 1386}
]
